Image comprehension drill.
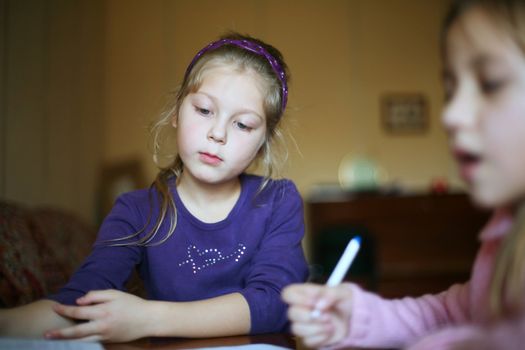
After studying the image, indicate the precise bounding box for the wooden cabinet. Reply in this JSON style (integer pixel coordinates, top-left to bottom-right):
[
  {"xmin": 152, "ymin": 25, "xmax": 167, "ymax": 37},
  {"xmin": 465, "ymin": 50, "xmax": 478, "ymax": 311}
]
[{"xmin": 307, "ymin": 192, "xmax": 491, "ymax": 298}]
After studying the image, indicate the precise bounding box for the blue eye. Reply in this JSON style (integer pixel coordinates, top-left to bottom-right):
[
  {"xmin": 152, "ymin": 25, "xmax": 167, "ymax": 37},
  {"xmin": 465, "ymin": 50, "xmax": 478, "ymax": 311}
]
[
  {"xmin": 195, "ymin": 106, "xmax": 211, "ymax": 116},
  {"xmin": 235, "ymin": 121, "xmax": 252, "ymax": 131}
]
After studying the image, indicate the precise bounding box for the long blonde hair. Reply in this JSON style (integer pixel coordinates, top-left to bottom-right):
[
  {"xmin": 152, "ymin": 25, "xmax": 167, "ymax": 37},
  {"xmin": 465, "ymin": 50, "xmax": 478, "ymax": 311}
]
[
  {"xmin": 443, "ymin": 0, "xmax": 525, "ymax": 319},
  {"xmin": 109, "ymin": 32, "xmax": 291, "ymax": 246},
  {"xmin": 490, "ymin": 204, "xmax": 525, "ymax": 319}
]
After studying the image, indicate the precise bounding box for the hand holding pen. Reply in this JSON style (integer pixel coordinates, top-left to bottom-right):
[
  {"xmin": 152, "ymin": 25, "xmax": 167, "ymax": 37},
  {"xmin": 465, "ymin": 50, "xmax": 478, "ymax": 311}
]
[
  {"xmin": 310, "ymin": 235, "xmax": 361, "ymax": 318},
  {"xmin": 282, "ymin": 236, "xmax": 362, "ymax": 348}
]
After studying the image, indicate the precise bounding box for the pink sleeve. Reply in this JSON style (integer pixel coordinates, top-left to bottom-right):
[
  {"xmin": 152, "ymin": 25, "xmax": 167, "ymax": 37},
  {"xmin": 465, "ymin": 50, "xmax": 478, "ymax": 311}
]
[
  {"xmin": 330, "ymin": 282, "xmax": 472, "ymax": 349},
  {"xmin": 407, "ymin": 314, "xmax": 525, "ymax": 350}
]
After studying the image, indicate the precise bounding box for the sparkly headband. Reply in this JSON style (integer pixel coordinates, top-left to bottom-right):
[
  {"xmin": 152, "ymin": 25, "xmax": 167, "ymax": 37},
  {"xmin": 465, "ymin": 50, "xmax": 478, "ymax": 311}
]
[{"xmin": 185, "ymin": 38, "xmax": 288, "ymax": 114}]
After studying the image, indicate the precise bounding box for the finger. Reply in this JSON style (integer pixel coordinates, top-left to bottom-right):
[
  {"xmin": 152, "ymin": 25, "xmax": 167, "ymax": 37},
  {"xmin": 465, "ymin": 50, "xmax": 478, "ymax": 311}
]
[
  {"xmin": 282, "ymin": 283, "xmax": 325, "ymax": 305},
  {"xmin": 298, "ymin": 320, "xmax": 336, "ymax": 348},
  {"xmin": 45, "ymin": 321, "xmax": 103, "ymax": 340},
  {"xmin": 312, "ymin": 284, "xmax": 353, "ymax": 313},
  {"xmin": 75, "ymin": 335, "xmax": 104, "ymax": 342},
  {"xmin": 288, "ymin": 304, "xmax": 331, "ymax": 323},
  {"xmin": 302, "ymin": 332, "xmax": 334, "ymax": 349},
  {"xmin": 77, "ymin": 289, "xmax": 117, "ymax": 305},
  {"xmin": 52, "ymin": 304, "xmax": 105, "ymax": 321},
  {"xmin": 291, "ymin": 321, "xmax": 326, "ymax": 338},
  {"xmin": 291, "ymin": 320, "xmax": 334, "ymax": 344}
]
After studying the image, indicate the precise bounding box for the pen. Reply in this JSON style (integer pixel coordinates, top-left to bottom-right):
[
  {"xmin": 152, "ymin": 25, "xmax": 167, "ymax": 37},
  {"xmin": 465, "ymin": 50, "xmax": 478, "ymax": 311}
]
[{"xmin": 310, "ymin": 235, "xmax": 361, "ymax": 318}]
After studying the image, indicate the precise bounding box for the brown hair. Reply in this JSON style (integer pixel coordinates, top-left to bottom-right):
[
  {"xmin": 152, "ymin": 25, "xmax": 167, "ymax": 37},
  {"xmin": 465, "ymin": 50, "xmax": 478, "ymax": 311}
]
[
  {"xmin": 442, "ymin": 0, "xmax": 525, "ymax": 319},
  {"xmin": 109, "ymin": 32, "xmax": 291, "ymax": 246}
]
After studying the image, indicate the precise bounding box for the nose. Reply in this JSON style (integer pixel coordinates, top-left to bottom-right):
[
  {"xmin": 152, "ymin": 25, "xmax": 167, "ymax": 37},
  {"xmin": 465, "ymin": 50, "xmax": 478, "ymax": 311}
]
[
  {"xmin": 441, "ymin": 84, "xmax": 477, "ymax": 133},
  {"xmin": 207, "ymin": 120, "xmax": 227, "ymax": 144}
]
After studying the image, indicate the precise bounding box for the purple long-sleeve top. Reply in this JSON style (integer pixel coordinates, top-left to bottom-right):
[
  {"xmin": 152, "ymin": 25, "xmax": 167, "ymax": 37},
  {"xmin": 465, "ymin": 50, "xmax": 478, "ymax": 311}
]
[{"xmin": 48, "ymin": 174, "xmax": 309, "ymax": 334}]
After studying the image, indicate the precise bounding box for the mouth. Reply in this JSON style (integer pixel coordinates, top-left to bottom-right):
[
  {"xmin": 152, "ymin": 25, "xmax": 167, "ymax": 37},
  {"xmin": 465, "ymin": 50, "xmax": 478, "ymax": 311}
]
[
  {"xmin": 199, "ymin": 152, "xmax": 223, "ymax": 165},
  {"xmin": 453, "ymin": 148, "xmax": 482, "ymax": 183}
]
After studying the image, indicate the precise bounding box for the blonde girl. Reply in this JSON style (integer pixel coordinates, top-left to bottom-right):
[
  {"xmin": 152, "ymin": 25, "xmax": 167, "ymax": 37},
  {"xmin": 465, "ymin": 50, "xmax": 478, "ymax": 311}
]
[
  {"xmin": 283, "ymin": 0, "xmax": 525, "ymax": 349},
  {"xmin": 0, "ymin": 32, "xmax": 308, "ymax": 342}
]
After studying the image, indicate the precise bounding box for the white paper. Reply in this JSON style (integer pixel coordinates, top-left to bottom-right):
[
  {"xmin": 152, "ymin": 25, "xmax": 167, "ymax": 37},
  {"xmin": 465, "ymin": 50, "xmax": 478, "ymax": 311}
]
[{"xmin": 0, "ymin": 337, "xmax": 104, "ymax": 350}]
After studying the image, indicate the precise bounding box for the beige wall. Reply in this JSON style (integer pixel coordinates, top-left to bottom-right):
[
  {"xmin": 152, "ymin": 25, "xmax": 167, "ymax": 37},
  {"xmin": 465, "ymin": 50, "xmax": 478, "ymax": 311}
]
[
  {"xmin": 2, "ymin": 0, "xmax": 105, "ymax": 222},
  {"xmin": 3, "ymin": 0, "xmax": 459, "ymax": 224},
  {"xmin": 104, "ymin": 0, "xmax": 460, "ymax": 201}
]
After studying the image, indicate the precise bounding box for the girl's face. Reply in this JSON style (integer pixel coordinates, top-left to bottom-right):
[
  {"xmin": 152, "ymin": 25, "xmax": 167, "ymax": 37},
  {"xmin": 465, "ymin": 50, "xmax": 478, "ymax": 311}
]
[
  {"xmin": 175, "ymin": 65, "xmax": 267, "ymax": 186},
  {"xmin": 443, "ymin": 7, "xmax": 525, "ymax": 209}
]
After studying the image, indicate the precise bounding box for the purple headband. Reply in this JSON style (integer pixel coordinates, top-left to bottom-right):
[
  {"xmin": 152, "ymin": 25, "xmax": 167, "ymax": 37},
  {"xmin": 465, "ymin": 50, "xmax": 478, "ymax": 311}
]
[{"xmin": 185, "ymin": 38, "xmax": 288, "ymax": 115}]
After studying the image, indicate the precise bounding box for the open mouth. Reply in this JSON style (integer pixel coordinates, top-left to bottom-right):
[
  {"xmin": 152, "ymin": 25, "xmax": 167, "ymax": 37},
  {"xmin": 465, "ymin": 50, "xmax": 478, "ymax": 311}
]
[{"xmin": 454, "ymin": 149, "xmax": 481, "ymax": 182}]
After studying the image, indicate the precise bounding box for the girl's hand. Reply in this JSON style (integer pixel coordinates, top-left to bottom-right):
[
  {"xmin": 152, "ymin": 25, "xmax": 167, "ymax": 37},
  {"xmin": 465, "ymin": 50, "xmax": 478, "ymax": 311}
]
[
  {"xmin": 45, "ymin": 289, "xmax": 151, "ymax": 343},
  {"xmin": 282, "ymin": 283, "xmax": 354, "ymax": 348}
]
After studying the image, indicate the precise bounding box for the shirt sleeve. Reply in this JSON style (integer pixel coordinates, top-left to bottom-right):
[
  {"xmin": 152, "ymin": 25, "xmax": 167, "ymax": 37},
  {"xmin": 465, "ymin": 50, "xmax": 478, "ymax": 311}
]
[
  {"xmin": 46, "ymin": 193, "xmax": 145, "ymax": 305},
  {"xmin": 332, "ymin": 282, "xmax": 471, "ymax": 349},
  {"xmin": 239, "ymin": 180, "xmax": 309, "ymax": 334},
  {"xmin": 407, "ymin": 314, "xmax": 525, "ymax": 350}
]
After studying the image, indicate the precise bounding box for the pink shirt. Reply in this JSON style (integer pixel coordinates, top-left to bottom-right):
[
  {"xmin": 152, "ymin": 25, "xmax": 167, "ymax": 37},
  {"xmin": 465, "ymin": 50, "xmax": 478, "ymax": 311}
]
[{"xmin": 333, "ymin": 209, "xmax": 525, "ymax": 349}]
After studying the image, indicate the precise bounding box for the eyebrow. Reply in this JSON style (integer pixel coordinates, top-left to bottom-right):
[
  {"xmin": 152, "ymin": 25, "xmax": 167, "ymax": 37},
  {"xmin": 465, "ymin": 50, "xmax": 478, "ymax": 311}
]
[
  {"xmin": 441, "ymin": 55, "xmax": 506, "ymax": 82},
  {"xmin": 471, "ymin": 55, "xmax": 491, "ymax": 69},
  {"xmin": 470, "ymin": 52, "xmax": 512, "ymax": 71},
  {"xmin": 193, "ymin": 91, "xmax": 265, "ymax": 121}
]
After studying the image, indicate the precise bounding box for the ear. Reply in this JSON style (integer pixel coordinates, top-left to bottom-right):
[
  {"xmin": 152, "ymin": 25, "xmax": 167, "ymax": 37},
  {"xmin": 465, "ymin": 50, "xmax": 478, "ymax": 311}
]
[{"xmin": 171, "ymin": 114, "xmax": 177, "ymax": 128}]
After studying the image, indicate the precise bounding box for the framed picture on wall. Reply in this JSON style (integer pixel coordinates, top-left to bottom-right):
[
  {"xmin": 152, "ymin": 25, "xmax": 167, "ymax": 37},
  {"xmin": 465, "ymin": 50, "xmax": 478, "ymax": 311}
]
[{"xmin": 381, "ymin": 93, "xmax": 428, "ymax": 134}]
